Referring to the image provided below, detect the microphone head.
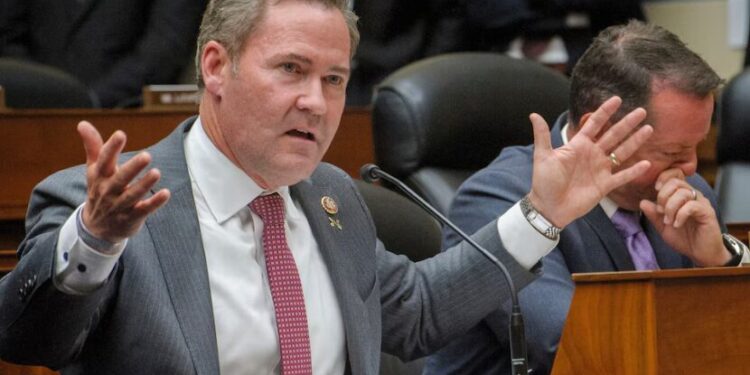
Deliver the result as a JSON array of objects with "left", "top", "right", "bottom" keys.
[{"left": 360, "top": 164, "right": 381, "bottom": 182}]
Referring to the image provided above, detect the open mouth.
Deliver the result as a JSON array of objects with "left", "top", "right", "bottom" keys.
[{"left": 287, "top": 129, "right": 315, "bottom": 141}]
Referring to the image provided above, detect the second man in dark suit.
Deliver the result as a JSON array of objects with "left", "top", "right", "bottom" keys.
[{"left": 425, "top": 20, "right": 749, "bottom": 375}]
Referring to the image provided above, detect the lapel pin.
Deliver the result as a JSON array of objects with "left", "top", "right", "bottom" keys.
[
  {"left": 321, "top": 196, "right": 338, "bottom": 215},
  {"left": 328, "top": 217, "right": 343, "bottom": 230},
  {"left": 321, "top": 196, "right": 342, "bottom": 230}
]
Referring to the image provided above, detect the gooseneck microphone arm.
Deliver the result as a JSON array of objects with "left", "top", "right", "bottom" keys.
[{"left": 360, "top": 164, "right": 528, "bottom": 375}]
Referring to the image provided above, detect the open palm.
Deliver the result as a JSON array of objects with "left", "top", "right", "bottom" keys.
[{"left": 528, "top": 97, "right": 653, "bottom": 228}]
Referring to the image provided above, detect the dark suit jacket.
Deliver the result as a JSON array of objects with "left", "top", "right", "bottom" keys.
[
  {"left": 0, "top": 0, "right": 205, "bottom": 107},
  {"left": 424, "top": 113, "right": 723, "bottom": 375},
  {"left": 0, "top": 118, "right": 538, "bottom": 374}
]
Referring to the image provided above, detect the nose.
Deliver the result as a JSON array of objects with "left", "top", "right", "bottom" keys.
[
  {"left": 297, "top": 78, "right": 327, "bottom": 116},
  {"left": 675, "top": 152, "right": 698, "bottom": 176}
]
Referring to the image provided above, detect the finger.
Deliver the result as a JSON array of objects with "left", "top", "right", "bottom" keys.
[
  {"left": 77, "top": 121, "right": 104, "bottom": 166},
  {"left": 662, "top": 187, "right": 696, "bottom": 226},
  {"left": 672, "top": 200, "right": 701, "bottom": 228},
  {"left": 596, "top": 108, "right": 647, "bottom": 152},
  {"left": 96, "top": 130, "right": 127, "bottom": 178},
  {"left": 605, "top": 159, "right": 651, "bottom": 192},
  {"left": 578, "top": 96, "right": 622, "bottom": 139},
  {"left": 109, "top": 152, "right": 153, "bottom": 193},
  {"left": 132, "top": 188, "right": 171, "bottom": 217},
  {"left": 608, "top": 124, "right": 653, "bottom": 166},
  {"left": 640, "top": 199, "right": 665, "bottom": 233},
  {"left": 530, "top": 113, "right": 553, "bottom": 155},
  {"left": 117, "top": 168, "right": 162, "bottom": 208},
  {"left": 655, "top": 168, "right": 686, "bottom": 191},
  {"left": 655, "top": 178, "right": 691, "bottom": 214}
]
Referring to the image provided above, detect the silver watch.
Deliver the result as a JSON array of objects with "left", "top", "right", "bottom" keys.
[
  {"left": 520, "top": 195, "right": 561, "bottom": 240},
  {"left": 722, "top": 233, "right": 748, "bottom": 267}
]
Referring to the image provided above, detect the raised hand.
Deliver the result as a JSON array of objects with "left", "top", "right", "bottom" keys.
[
  {"left": 640, "top": 170, "right": 728, "bottom": 266},
  {"left": 78, "top": 121, "right": 170, "bottom": 245},
  {"left": 527, "top": 97, "right": 653, "bottom": 228}
]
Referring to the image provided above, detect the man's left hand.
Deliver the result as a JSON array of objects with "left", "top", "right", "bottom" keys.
[{"left": 640, "top": 169, "right": 728, "bottom": 266}]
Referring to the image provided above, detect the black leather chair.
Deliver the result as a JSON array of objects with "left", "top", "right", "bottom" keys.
[
  {"left": 353, "top": 180, "right": 442, "bottom": 375},
  {"left": 716, "top": 69, "right": 750, "bottom": 222},
  {"left": 0, "top": 58, "right": 98, "bottom": 108},
  {"left": 354, "top": 179, "right": 441, "bottom": 262},
  {"left": 372, "top": 52, "right": 570, "bottom": 214}
]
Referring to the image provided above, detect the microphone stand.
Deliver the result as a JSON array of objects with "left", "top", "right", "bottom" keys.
[{"left": 360, "top": 164, "right": 529, "bottom": 375}]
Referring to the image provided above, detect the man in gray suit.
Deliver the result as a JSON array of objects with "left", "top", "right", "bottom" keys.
[
  {"left": 424, "top": 20, "right": 750, "bottom": 375},
  {"left": 0, "top": 1, "right": 654, "bottom": 374}
]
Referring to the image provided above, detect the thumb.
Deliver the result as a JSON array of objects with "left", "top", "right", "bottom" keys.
[
  {"left": 78, "top": 121, "right": 103, "bottom": 166},
  {"left": 530, "top": 113, "right": 552, "bottom": 156},
  {"left": 640, "top": 199, "right": 664, "bottom": 232}
]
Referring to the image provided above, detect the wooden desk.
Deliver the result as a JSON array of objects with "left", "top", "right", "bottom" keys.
[
  {"left": 727, "top": 222, "right": 750, "bottom": 244},
  {"left": 554, "top": 267, "right": 750, "bottom": 374}
]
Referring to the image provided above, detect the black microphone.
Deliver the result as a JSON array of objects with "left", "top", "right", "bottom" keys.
[{"left": 360, "top": 164, "right": 528, "bottom": 375}]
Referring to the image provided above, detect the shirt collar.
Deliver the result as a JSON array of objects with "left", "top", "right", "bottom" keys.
[{"left": 185, "top": 117, "right": 299, "bottom": 223}]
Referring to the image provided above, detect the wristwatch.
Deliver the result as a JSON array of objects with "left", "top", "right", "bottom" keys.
[
  {"left": 520, "top": 195, "right": 561, "bottom": 240},
  {"left": 722, "top": 233, "right": 748, "bottom": 267}
]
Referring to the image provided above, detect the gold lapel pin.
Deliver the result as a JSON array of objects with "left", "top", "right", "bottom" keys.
[
  {"left": 328, "top": 217, "right": 343, "bottom": 230},
  {"left": 321, "top": 196, "right": 342, "bottom": 230},
  {"left": 321, "top": 196, "right": 339, "bottom": 215}
]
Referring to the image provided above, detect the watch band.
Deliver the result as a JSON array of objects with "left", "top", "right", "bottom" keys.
[
  {"left": 722, "top": 233, "right": 747, "bottom": 267},
  {"left": 520, "top": 195, "right": 561, "bottom": 240}
]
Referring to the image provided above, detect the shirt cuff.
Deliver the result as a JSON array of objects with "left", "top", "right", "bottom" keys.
[
  {"left": 741, "top": 247, "right": 750, "bottom": 265},
  {"left": 55, "top": 205, "right": 126, "bottom": 295},
  {"left": 496, "top": 201, "right": 559, "bottom": 270}
]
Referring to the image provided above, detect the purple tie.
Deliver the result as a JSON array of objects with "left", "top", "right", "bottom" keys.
[
  {"left": 250, "top": 193, "right": 313, "bottom": 375},
  {"left": 610, "top": 209, "right": 660, "bottom": 271}
]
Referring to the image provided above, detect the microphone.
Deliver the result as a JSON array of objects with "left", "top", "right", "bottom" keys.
[{"left": 360, "top": 164, "right": 528, "bottom": 375}]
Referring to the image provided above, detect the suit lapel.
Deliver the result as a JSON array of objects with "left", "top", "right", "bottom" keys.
[
  {"left": 144, "top": 118, "right": 220, "bottom": 375},
  {"left": 581, "top": 206, "right": 637, "bottom": 271},
  {"left": 550, "top": 113, "right": 567, "bottom": 148},
  {"left": 291, "top": 177, "right": 371, "bottom": 375}
]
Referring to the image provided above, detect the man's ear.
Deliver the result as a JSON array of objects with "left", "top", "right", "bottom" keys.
[
  {"left": 578, "top": 112, "right": 592, "bottom": 130},
  {"left": 567, "top": 112, "right": 592, "bottom": 140},
  {"left": 201, "top": 41, "right": 231, "bottom": 97}
]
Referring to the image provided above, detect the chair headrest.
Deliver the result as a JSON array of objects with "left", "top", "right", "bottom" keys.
[
  {"left": 718, "top": 69, "right": 750, "bottom": 164},
  {"left": 371, "top": 52, "right": 569, "bottom": 178},
  {"left": 0, "top": 58, "right": 97, "bottom": 108}
]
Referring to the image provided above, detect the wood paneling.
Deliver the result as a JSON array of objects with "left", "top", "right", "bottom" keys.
[
  {"left": 0, "top": 363, "right": 56, "bottom": 375},
  {"left": 0, "top": 107, "right": 373, "bottom": 223}
]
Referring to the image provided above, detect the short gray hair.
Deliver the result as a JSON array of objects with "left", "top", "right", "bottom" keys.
[{"left": 195, "top": 0, "right": 359, "bottom": 87}]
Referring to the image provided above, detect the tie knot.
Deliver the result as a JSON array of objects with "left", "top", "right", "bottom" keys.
[
  {"left": 611, "top": 209, "right": 643, "bottom": 238},
  {"left": 250, "top": 193, "right": 285, "bottom": 226}
]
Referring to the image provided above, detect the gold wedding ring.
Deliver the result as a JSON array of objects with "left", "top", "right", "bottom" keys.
[{"left": 609, "top": 152, "right": 621, "bottom": 167}]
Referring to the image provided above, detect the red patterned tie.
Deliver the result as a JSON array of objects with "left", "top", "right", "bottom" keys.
[{"left": 250, "top": 193, "right": 313, "bottom": 374}]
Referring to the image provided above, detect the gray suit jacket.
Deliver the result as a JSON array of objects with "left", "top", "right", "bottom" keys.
[
  {"left": 0, "top": 118, "right": 537, "bottom": 374},
  {"left": 424, "top": 113, "right": 722, "bottom": 375}
]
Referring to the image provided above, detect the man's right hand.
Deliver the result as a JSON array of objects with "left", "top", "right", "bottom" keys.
[{"left": 78, "top": 121, "right": 170, "bottom": 244}]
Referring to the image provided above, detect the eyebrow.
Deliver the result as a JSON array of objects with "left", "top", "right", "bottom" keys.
[{"left": 283, "top": 53, "right": 350, "bottom": 76}]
